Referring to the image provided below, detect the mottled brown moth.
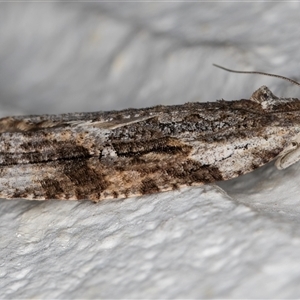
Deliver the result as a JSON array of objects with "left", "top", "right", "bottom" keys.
[{"left": 1, "top": 65, "right": 300, "bottom": 201}]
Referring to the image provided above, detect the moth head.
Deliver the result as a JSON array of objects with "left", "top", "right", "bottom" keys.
[
  {"left": 249, "top": 85, "right": 278, "bottom": 104},
  {"left": 213, "top": 63, "right": 300, "bottom": 111}
]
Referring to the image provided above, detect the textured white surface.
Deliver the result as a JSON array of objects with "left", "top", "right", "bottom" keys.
[{"left": 1, "top": 2, "right": 300, "bottom": 298}]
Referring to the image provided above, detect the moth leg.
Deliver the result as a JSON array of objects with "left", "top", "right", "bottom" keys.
[{"left": 275, "top": 138, "right": 300, "bottom": 170}]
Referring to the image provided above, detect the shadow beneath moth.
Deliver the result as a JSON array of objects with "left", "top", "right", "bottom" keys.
[{"left": 0, "top": 65, "right": 300, "bottom": 201}]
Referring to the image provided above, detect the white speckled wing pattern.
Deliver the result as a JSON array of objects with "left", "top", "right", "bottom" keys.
[{"left": 0, "top": 86, "right": 300, "bottom": 201}]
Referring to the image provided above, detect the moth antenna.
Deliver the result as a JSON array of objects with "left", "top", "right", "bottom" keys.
[{"left": 213, "top": 63, "right": 300, "bottom": 87}]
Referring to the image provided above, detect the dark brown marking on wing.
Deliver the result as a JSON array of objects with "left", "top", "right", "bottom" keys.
[
  {"left": 40, "top": 179, "right": 64, "bottom": 200},
  {"left": 172, "top": 183, "right": 180, "bottom": 190},
  {"left": 63, "top": 159, "right": 108, "bottom": 200},
  {"left": 165, "top": 160, "right": 224, "bottom": 184},
  {"left": 112, "top": 137, "right": 192, "bottom": 157},
  {"left": 113, "top": 191, "right": 119, "bottom": 198},
  {"left": 0, "top": 143, "right": 91, "bottom": 165},
  {"left": 140, "top": 179, "right": 160, "bottom": 195}
]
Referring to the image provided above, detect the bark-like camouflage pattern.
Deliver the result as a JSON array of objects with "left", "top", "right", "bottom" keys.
[{"left": 0, "top": 86, "right": 300, "bottom": 201}]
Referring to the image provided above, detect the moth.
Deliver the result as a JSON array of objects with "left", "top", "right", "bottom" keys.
[{"left": 1, "top": 65, "right": 300, "bottom": 201}]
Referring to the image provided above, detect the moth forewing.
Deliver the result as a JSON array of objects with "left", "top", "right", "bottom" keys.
[{"left": 0, "top": 86, "right": 300, "bottom": 201}]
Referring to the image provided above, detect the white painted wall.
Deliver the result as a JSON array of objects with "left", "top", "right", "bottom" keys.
[{"left": 1, "top": 2, "right": 300, "bottom": 298}]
